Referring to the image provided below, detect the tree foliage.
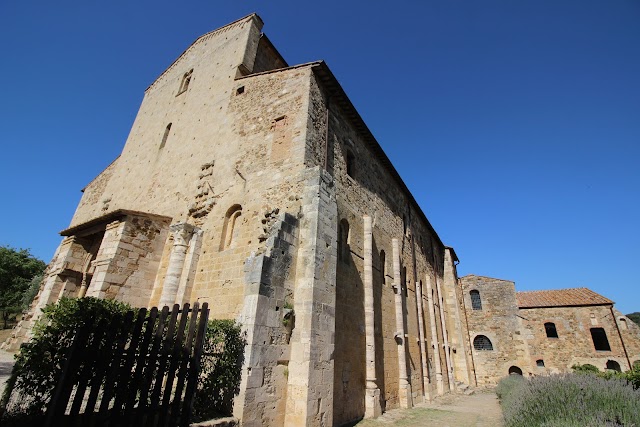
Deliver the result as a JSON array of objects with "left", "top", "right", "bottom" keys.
[
  {"left": 0, "top": 246, "right": 46, "bottom": 328},
  {"left": 627, "top": 312, "right": 640, "bottom": 326},
  {"left": 192, "top": 319, "right": 246, "bottom": 421}
]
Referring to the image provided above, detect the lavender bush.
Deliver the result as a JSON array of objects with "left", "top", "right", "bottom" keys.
[{"left": 498, "top": 373, "right": 640, "bottom": 427}]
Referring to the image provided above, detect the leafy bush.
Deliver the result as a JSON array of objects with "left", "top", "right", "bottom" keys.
[
  {"left": 571, "top": 363, "right": 600, "bottom": 374},
  {"left": 192, "top": 319, "right": 246, "bottom": 422},
  {"left": 2, "top": 298, "right": 246, "bottom": 425},
  {"left": 498, "top": 373, "right": 640, "bottom": 427},
  {"left": 572, "top": 363, "right": 640, "bottom": 389},
  {"left": 2, "top": 297, "right": 133, "bottom": 417}
]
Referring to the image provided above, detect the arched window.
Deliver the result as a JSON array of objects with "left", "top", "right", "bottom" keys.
[
  {"left": 473, "top": 335, "right": 493, "bottom": 351},
  {"left": 470, "top": 290, "right": 482, "bottom": 310},
  {"left": 178, "top": 69, "right": 193, "bottom": 95},
  {"left": 508, "top": 366, "right": 523, "bottom": 376},
  {"left": 338, "top": 219, "right": 350, "bottom": 263},
  {"left": 590, "top": 327, "right": 611, "bottom": 351},
  {"left": 536, "top": 359, "right": 545, "bottom": 367},
  {"left": 346, "top": 150, "right": 355, "bottom": 177},
  {"left": 219, "top": 205, "right": 242, "bottom": 250},
  {"left": 619, "top": 318, "right": 628, "bottom": 330},
  {"left": 606, "top": 360, "right": 621, "bottom": 372},
  {"left": 544, "top": 322, "right": 558, "bottom": 338},
  {"left": 160, "top": 123, "right": 172, "bottom": 149},
  {"left": 380, "top": 250, "right": 386, "bottom": 284}
]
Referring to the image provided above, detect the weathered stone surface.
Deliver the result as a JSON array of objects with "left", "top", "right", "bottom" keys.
[{"left": 7, "top": 13, "right": 639, "bottom": 427}]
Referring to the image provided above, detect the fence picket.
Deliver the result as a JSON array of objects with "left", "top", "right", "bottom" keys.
[
  {"left": 170, "top": 302, "right": 201, "bottom": 427},
  {"left": 42, "top": 303, "right": 209, "bottom": 427},
  {"left": 180, "top": 302, "right": 209, "bottom": 427}
]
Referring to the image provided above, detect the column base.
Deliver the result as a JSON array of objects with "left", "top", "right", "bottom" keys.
[
  {"left": 398, "top": 383, "right": 413, "bottom": 409},
  {"left": 364, "top": 388, "right": 382, "bottom": 418}
]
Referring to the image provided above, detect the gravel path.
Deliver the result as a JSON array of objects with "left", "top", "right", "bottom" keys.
[{"left": 354, "top": 391, "right": 504, "bottom": 427}]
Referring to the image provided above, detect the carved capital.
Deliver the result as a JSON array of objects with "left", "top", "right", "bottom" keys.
[{"left": 170, "top": 223, "right": 196, "bottom": 247}]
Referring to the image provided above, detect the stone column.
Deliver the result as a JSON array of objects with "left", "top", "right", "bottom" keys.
[
  {"left": 435, "top": 273, "right": 455, "bottom": 392},
  {"left": 392, "top": 238, "right": 412, "bottom": 409},
  {"left": 363, "top": 216, "right": 382, "bottom": 418},
  {"left": 425, "top": 273, "right": 444, "bottom": 395},
  {"left": 415, "top": 278, "right": 431, "bottom": 401},
  {"left": 159, "top": 223, "right": 195, "bottom": 308}
]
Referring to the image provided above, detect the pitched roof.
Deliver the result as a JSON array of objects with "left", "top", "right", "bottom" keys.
[{"left": 516, "top": 288, "right": 613, "bottom": 308}]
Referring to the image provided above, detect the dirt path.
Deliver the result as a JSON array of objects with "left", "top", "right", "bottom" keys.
[
  {"left": 354, "top": 391, "right": 504, "bottom": 427},
  {"left": 0, "top": 348, "right": 16, "bottom": 398}
]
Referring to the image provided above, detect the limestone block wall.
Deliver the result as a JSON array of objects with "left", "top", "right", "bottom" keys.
[
  {"left": 306, "top": 68, "right": 456, "bottom": 425},
  {"left": 442, "top": 249, "right": 474, "bottom": 386},
  {"left": 614, "top": 309, "right": 640, "bottom": 367},
  {"left": 68, "top": 14, "right": 284, "bottom": 229},
  {"left": 460, "top": 275, "right": 529, "bottom": 385},
  {"left": 85, "top": 214, "right": 170, "bottom": 308},
  {"left": 520, "top": 305, "right": 631, "bottom": 373}
]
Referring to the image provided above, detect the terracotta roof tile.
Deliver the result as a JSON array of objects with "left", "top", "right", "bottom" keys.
[{"left": 516, "top": 288, "right": 613, "bottom": 308}]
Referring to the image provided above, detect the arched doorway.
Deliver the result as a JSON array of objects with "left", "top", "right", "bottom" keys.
[{"left": 508, "top": 366, "right": 523, "bottom": 376}]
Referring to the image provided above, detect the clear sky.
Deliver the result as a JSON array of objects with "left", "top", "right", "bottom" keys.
[{"left": 1, "top": 1, "right": 638, "bottom": 313}]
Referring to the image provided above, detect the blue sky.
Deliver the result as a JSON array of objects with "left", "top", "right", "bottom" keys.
[{"left": 1, "top": 1, "right": 638, "bottom": 313}]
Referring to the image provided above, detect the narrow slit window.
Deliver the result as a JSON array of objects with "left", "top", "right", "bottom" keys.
[
  {"left": 544, "top": 322, "right": 558, "bottom": 338},
  {"left": 590, "top": 327, "right": 611, "bottom": 351},
  {"left": 380, "top": 250, "right": 386, "bottom": 284},
  {"left": 619, "top": 318, "right": 628, "bottom": 330},
  {"left": 338, "top": 219, "right": 350, "bottom": 264},
  {"left": 470, "top": 290, "right": 482, "bottom": 310},
  {"left": 160, "top": 123, "right": 172, "bottom": 149},
  {"left": 346, "top": 150, "right": 355, "bottom": 177},
  {"left": 177, "top": 69, "right": 193, "bottom": 95}
]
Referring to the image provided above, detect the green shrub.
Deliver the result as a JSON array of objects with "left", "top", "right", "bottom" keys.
[
  {"left": 2, "top": 298, "right": 246, "bottom": 425},
  {"left": 499, "top": 373, "right": 640, "bottom": 427},
  {"left": 192, "top": 319, "right": 246, "bottom": 422},
  {"left": 571, "top": 363, "right": 600, "bottom": 374},
  {"left": 1, "top": 297, "right": 133, "bottom": 422},
  {"left": 572, "top": 362, "right": 640, "bottom": 389}
]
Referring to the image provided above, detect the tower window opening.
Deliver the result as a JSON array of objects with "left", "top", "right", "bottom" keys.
[
  {"left": 346, "top": 150, "right": 355, "bottom": 177},
  {"left": 473, "top": 335, "right": 493, "bottom": 351},
  {"left": 160, "top": 123, "right": 172, "bottom": 149},
  {"left": 470, "top": 290, "right": 482, "bottom": 310},
  {"left": 177, "top": 69, "right": 193, "bottom": 95}
]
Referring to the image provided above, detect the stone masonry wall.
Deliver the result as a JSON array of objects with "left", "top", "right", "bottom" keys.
[
  {"left": 460, "top": 275, "right": 529, "bottom": 385},
  {"left": 520, "top": 305, "right": 631, "bottom": 373},
  {"left": 306, "top": 69, "right": 455, "bottom": 425}
]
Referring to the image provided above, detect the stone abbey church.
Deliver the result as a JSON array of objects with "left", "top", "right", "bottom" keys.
[{"left": 5, "top": 14, "right": 640, "bottom": 427}]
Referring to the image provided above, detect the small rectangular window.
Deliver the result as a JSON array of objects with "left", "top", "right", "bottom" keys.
[{"left": 590, "top": 327, "right": 611, "bottom": 351}]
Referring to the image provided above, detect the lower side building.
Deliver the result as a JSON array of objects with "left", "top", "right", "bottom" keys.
[{"left": 461, "top": 275, "right": 640, "bottom": 386}]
